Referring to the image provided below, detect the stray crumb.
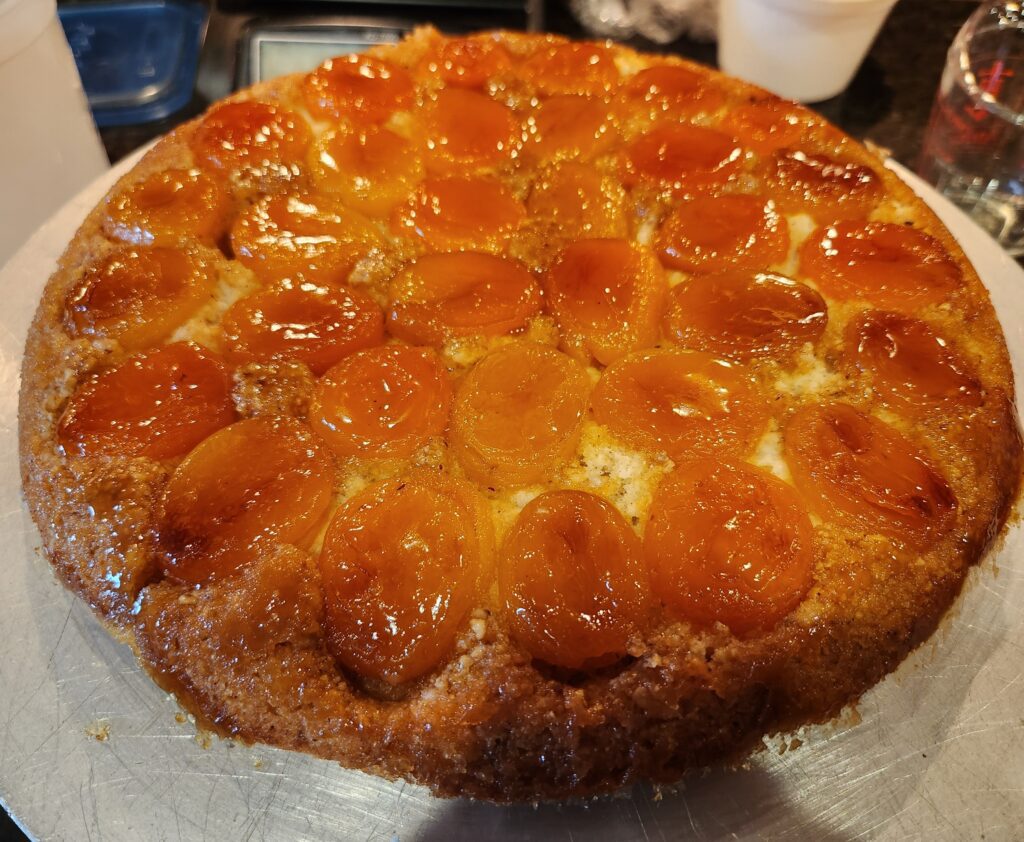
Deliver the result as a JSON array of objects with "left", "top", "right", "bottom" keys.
[
  {"left": 85, "top": 719, "right": 110, "bottom": 742},
  {"left": 789, "top": 737, "right": 803, "bottom": 751},
  {"left": 194, "top": 730, "right": 213, "bottom": 750},
  {"left": 253, "top": 757, "right": 264, "bottom": 769},
  {"left": 174, "top": 712, "right": 187, "bottom": 724},
  {"left": 651, "top": 786, "right": 663, "bottom": 802}
]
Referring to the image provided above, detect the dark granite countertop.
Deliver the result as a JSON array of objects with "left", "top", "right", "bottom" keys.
[{"left": 0, "top": 2, "right": 979, "bottom": 840}]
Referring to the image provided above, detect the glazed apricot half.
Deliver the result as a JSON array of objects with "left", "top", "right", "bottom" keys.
[
  {"left": 158, "top": 416, "right": 335, "bottom": 585},
  {"left": 762, "top": 147, "right": 883, "bottom": 220},
  {"left": 519, "top": 40, "right": 620, "bottom": 96},
  {"left": 645, "top": 458, "right": 815, "bottom": 635},
  {"left": 654, "top": 194, "right": 789, "bottom": 275},
  {"left": 799, "top": 221, "right": 961, "bottom": 310},
  {"left": 623, "top": 64, "right": 726, "bottom": 119},
  {"left": 451, "top": 344, "right": 591, "bottom": 487},
  {"left": 393, "top": 175, "right": 525, "bottom": 252},
  {"left": 231, "top": 192, "right": 382, "bottom": 285},
  {"left": 524, "top": 94, "right": 619, "bottom": 164},
  {"left": 844, "top": 311, "right": 982, "bottom": 411},
  {"left": 189, "top": 100, "right": 311, "bottom": 183},
  {"left": 424, "top": 88, "right": 520, "bottom": 173},
  {"left": 310, "top": 345, "right": 452, "bottom": 460},
  {"left": 591, "top": 348, "right": 768, "bottom": 460},
  {"left": 57, "top": 342, "right": 235, "bottom": 460},
  {"left": 64, "top": 246, "right": 215, "bottom": 352},
  {"left": 500, "top": 490, "right": 649, "bottom": 670},
  {"left": 220, "top": 281, "right": 384, "bottom": 376},
  {"left": 623, "top": 123, "right": 743, "bottom": 193},
  {"left": 526, "top": 162, "right": 628, "bottom": 240},
  {"left": 783, "top": 402, "right": 957, "bottom": 546},
  {"left": 718, "top": 98, "right": 816, "bottom": 155},
  {"left": 102, "top": 168, "right": 232, "bottom": 247},
  {"left": 543, "top": 239, "right": 668, "bottom": 366},
  {"left": 387, "top": 252, "right": 541, "bottom": 345},
  {"left": 415, "top": 34, "right": 511, "bottom": 89},
  {"left": 663, "top": 272, "right": 827, "bottom": 361},
  {"left": 309, "top": 125, "right": 424, "bottom": 217},
  {"left": 318, "top": 473, "right": 493, "bottom": 685},
  {"left": 302, "top": 54, "right": 414, "bottom": 123}
]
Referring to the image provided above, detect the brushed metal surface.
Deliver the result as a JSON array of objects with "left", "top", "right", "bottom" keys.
[{"left": 1, "top": 156, "right": 1023, "bottom": 842}]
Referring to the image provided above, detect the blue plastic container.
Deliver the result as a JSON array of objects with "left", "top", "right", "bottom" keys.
[{"left": 58, "top": 0, "right": 206, "bottom": 127}]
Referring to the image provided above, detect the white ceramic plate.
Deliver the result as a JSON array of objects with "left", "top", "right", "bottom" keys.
[{"left": 1, "top": 155, "right": 1022, "bottom": 842}]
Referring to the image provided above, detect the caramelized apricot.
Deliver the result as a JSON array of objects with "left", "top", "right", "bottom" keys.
[
  {"left": 664, "top": 272, "right": 827, "bottom": 361},
  {"left": 763, "top": 148, "right": 883, "bottom": 219},
  {"left": 309, "top": 126, "right": 423, "bottom": 217},
  {"left": 318, "top": 473, "right": 492, "bottom": 685},
  {"left": 645, "top": 458, "right": 815, "bottom": 635},
  {"left": 719, "top": 98, "right": 816, "bottom": 155},
  {"left": 388, "top": 252, "right": 541, "bottom": 345},
  {"left": 221, "top": 281, "right": 383, "bottom": 376},
  {"left": 102, "top": 168, "right": 232, "bottom": 247},
  {"left": 393, "top": 176, "right": 525, "bottom": 252},
  {"left": 527, "top": 162, "right": 628, "bottom": 240},
  {"left": 655, "top": 194, "right": 789, "bottom": 274},
  {"left": 159, "top": 417, "right": 334, "bottom": 584},
  {"left": 525, "top": 95, "right": 618, "bottom": 164},
  {"left": 64, "top": 246, "right": 214, "bottom": 351},
  {"left": 424, "top": 88, "right": 519, "bottom": 172},
  {"left": 544, "top": 239, "right": 667, "bottom": 365},
  {"left": 189, "top": 100, "right": 311, "bottom": 183},
  {"left": 624, "top": 65, "right": 726, "bottom": 119},
  {"left": 302, "top": 54, "right": 414, "bottom": 123},
  {"left": 451, "top": 344, "right": 590, "bottom": 487},
  {"left": 416, "top": 34, "right": 511, "bottom": 89},
  {"left": 592, "top": 348, "right": 768, "bottom": 459},
  {"left": 58, "top": 343, "right": 235, "bottom": 459},
  {"left": 500, "top": 490, "right": 648, "bottom": 669},
  {"left": 799, "top": 222, "right": 961, "bottom": 309},
  {"left": 623, "top": 123, "right": 742, "bottom": 193},
  {"left": 231, "top": 192, "right": 382, "bottom": 285},
  {"left": 783, "top": 402, "right": 957, "bottom": 545},
  {"left": 845, "top": 311, "right": 982, "bottom": 410},
  {"left": 520, "top": 41, "right": 620, "bottom": 96},
  {"left": 311, "top": 345, "right": 451, "bottom": 460}
]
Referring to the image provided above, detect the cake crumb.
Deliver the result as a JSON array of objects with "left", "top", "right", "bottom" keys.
[
  {"left": 194, "top": 730, "right": 213, "bottom": 750},
  {"left": 85, "top": 719, "right": 110, "bottom": 742}
]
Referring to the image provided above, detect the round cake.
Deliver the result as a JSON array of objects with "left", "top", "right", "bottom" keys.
[{"left": 18, "top": 27, "right": 1023, "bottom": 802}]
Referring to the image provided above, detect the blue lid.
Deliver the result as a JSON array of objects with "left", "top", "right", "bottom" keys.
[{"left": 59, "top": 0, "right": 207, "bottom": 127}]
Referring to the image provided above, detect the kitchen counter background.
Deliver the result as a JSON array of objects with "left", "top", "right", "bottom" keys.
[{"left": 0, "top": 1, "right": 978, "bottom": 840}]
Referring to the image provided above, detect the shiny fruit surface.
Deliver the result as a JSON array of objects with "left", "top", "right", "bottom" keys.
[
  {"left": 591, "top": 348, "right": 768, "bottom": 460},
  {"left": 451, "top": 344, "right": 590, "bottom": 487},
  {"left": 799, "top": 222, "right": 961, "bottom": 310},
  {"left": 159, "top": 417, "right": 334, "bottom": 584},
  {"left": 318, "top": 473, "right": 492, "bottom": 685},
  {"left": 58, "top": 343, "right": 235, "bottom": 459},
  {"left": 64, "top": 246, "right": 214, "bottom": 352},
  {"left": 500, "top": 489, "right": 649, "bottom": 669},
  {"left": 783, "top": 402, "right": 957, "bottom": 546},
  {"left": 663, "top": 272, "right": 827, "bottom": 361},
  {"left": 311, "top": 345, "right": 452, "bottom": 460},
  {"left": 302, "top": 55, "right": 414, "bottom": 122},
  {"left": 221, "top": 281, "right": 384, "bottom": 376},
  {"left": 645, "top": 458, "right": 815, "bottom": 635},
  {"left": 543, "top": 238, "right": 667, "bottom": 366},
  {"left": 387, "top": 252, "right": 541, "bottom": 345}
]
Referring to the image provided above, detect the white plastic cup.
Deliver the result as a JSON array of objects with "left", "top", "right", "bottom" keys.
[
  {"left": 0, "top": 0, "right": 109, "bottom": 268},
  {"left": 718, "top": 0, "right": 898, "bottom": 103}
]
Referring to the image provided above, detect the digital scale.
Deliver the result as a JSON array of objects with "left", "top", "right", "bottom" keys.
[{"left": 226, "top": 1, "right": 543, "bottom": 89}]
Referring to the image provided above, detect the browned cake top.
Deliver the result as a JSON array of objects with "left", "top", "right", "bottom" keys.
[{"left": 18, "top": 27, "right": 1022, "bottom": 802}]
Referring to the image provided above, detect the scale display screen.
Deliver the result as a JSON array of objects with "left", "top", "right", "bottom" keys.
[{"left": 240, "top": 24, "right": 410, "bottom": 86}]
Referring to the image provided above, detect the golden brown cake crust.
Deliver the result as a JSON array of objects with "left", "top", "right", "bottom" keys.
[{"left": 18, "top": 27, "right": 1024, "bottom": 802}]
